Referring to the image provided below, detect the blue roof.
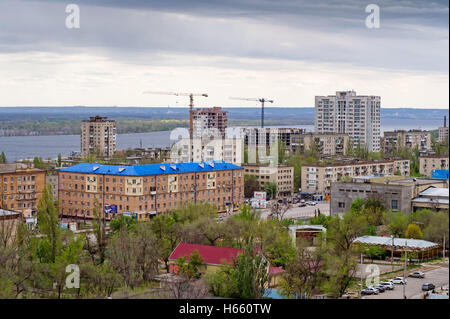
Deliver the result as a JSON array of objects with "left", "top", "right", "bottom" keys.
[{"left": 59, "top": 161, "right": 243, "bottom": 176}]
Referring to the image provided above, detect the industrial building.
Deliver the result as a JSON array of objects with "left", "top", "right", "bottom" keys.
[
  {"left": 58, "top": 161, "right": 244, "bottom": 221},
  {"left": 330, "top": 176, "right": 448, "bottom": 215}
]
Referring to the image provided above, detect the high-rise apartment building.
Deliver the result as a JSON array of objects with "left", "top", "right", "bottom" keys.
[
  {"left": 315, "top": 91, "right": 381, "bottom": 152},
  {"left": 438, "top": 116, "right": 449, "bottom": 143},
  {"left": 81, "top": 116, "right": 116, "bottom": 157},
  {"left": 193, "top": 107, "right": 228, "bottom": 138},
  {"left": 58, "top": 161, "right": 244, "bottom": 220}
]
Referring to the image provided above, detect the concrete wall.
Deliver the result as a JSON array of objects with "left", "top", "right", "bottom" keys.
[{"left": 330, "top": 182, "right": 413, "bottom": 215}]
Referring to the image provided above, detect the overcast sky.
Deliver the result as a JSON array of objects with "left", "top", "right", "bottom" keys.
[{"left": 0, "top": 0, "right": 448, "bottom": 108}]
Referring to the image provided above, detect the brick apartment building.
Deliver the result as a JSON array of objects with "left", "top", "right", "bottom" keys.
[
  {"left": 243, "top": 164, "right": 294, "bottom": 198},
  {"left": 58, "top": 161, "right": 244, "bottom": 221},
  {"left": 0, "top": 163, "right": 46, "bottom": 214},
  {"left": 301, "top": 158, "right": 410, "bottom": 195},
  {"left": 419, "top": 155, "right": 449, "bottom": 177}
]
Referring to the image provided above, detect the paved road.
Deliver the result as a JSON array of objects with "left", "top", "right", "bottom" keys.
[
  {"left": 259, "top": 202, "right": 330, "bottom": 220},
  {"left": 363, "top": 266, "right": 449, "bottom": 299}
]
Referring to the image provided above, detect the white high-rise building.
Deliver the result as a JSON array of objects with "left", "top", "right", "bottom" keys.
[{"left": 315, "top": 90, "right": 381, "bottom": 152}]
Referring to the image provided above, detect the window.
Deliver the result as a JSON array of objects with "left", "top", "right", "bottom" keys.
[{"left": 391, "top": 200, "right": 398, "bottom": 211}]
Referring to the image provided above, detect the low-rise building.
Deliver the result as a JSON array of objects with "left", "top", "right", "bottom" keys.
[
  {"left": 383, "top": 130, "right": 432, "bottom": 154},
  {"left": 301, "top": 158, "right": 410, "bottom": 195},
  {"left": 330, "top": 176, "right": 448, "bottom": 215},
  {"left": 243, "top": 164, "right": 294, "bottom": 198},
  {"left": 0, "top": 163, "right": 46, "bottom": 214},
  {"left": 0, "top": 208, "right": 22, "bottom": 245},
  {"left": 291, "top": 133, "right": 349, "bottom": 156},
  {"left": 411, "top": 187, "right": 449, "bottom": 212},
  {"left": 168, "top": 242, "right": 284, "bottom": 288},
  {"left": 58, "top": 161, "right": 244, "bottom": 220},
  {"left": 419, "top": 155, "right": 449, "bottom": 177}
]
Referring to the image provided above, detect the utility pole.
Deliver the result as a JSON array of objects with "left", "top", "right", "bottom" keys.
[
  {"left": 391, "top": 235, "right": 394, "bottom": 272},
  {"left": 359, "top": 252, "right": 363, "bottom": 299},
  {"left": 403, "top": 241, "right": 407, "bottom": 299},
  {"left": 444, "top": 232, "right": 446, "bottom": 266}
]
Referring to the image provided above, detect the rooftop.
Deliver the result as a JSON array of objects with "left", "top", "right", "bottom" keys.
[
  {"left": 303, "top": 157, "right": 409, "bottom": 168},
  {"left": 419, "top": 187, "right": 449, "bottom": 198},
  {"left": 0, "top": 209, "right": 21, "bottom": 218},
  {"left": 59, "top": 160, "right": 243, "bottom": 176},
  {"left": 169, "top": 242, "right": 242, "bottom": 266},
  {"left": 289, "top": 225, "right": 326, "bottom": 232},
  {"left": 0, "top": 163, "right": 43, "bottom": 174},
  {"left": 353, "top": 236, "right": 439, "bottom": 250}
]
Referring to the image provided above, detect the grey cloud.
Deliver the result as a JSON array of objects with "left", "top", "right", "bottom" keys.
[{"left": 0, "top": 0, "right": 447, "bottom": 72}]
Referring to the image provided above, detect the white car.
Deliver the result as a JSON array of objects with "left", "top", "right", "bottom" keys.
[
  {"left": 380, "top": 282, "right": 394, "bottom": 290},
  {"left": 392, "top": 277, "right": 407, "bottom": 285},
  {"left": 307, "top": 201, "right": 317, "bottom": 206}
]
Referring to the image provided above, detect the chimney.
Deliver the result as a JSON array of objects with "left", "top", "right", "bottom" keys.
[{"left": 445, "top": 116, "right": 447, "bottom": 128}]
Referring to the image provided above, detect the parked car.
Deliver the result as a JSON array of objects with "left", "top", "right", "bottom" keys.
[
  {"left": 373, "top": 285, "right": 386, "bottom": 293},
  {"left": 361, "top": 287, "right": 379, "bottom": 295},
  {"left": 306, "top": 201, "right": 317, "bottom": 206},
  {"left": 408, "top": 271, "right": 425, "bottom": 278},
  {"left": 380, "top": 282, "right": 394, "bottom": 290},
  {"left": 392, "top": 277, "right": 407, "bottom": 285},
  {"left": 422, "top": 283, "right": 435, "bottom": 291}
]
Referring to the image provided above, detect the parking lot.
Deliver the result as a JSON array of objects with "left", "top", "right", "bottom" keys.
[
  {"left": 259, "top": 201, "right": 330, "bottom": 220},
  {"left": 362, "top": 266, "right": 449, "bottom": 299}
]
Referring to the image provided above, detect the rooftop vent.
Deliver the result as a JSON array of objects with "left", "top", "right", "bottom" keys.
[
  {"left": 199, "top": 163, "right": 205, "bottom": 168},
  {"left": 170, "top": 164, "right": 177, "bottom": 170},
  {"left": 118, "top": 167, "right": 126, "bottom": 173},
  {"left": 160, "top": 165, "right": 166, "bottom": 171},
  {"left": 93, "top": 166, "right": 99, "bottom": 171},
  {"left": 208, "top": 161, "right": 214, "bottom": 168}
]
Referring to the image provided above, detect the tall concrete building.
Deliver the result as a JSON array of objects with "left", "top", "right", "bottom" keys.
[
  {"left": 438, "top": 116, "right": 449, "bottom": 143},
  {"left": 81, "top": 116, "right": 116, "bottom": 157},
  {"left": 315, "top": 90, "right": 381, "bottom": 152},
  {"left": 291, "top": 133, "right": 349, "bottom": 156},
  {"left": 193, "top": 107, "right": 228, "bottom": 138}
]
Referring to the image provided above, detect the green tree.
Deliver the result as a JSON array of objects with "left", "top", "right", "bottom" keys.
[
  {"left": 0, "top": 151, "right": 6, "bottom": 164},
  {"left": 278, "top": 139, "right": 286, "bottom": 164},
  {"left": 37, "top": 184, "right": 61, "bottom": 263},
  {"left": 109, "top": 214, "right": 137, "bottom": 235},
  {"left": 57, "top": 153, "right": 62, "bottom": 168},
  {"left": 150, "top": 213, "right": 181, "bottom": 272},
  {"left": 175, "top": 250, "right": 205, "bottom": 279},
  {"left": 385, "top": 210, "right": 409, "bottom": 237},
  {"left": 264, "top": 182, "right": 278, "bottom": 200},
  {"left": 244, "top": 175, "right": 260, "bottom": 198},
  {"left": 232, "top": 239, "right": 268, "bottom": 299},
  {"left": 405, "top": 223, "right": 423, "bottom": 239}
]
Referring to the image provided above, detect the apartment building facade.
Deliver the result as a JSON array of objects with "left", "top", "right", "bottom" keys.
[
  {"left": 301, "top": 158, "right": 410, "bottom": 195},
  {"left": 383, "top": 130, "right": 432, "bottom": 154},
  {"left": 0, "top": 163, "right": 46, "bottom": 213},
  {"left": 438, "top": 116, "right": 449, "bottom": 143},
  {"left": 315, "top": 90, "right": 381, "bottom": 152},
  {"left": 193, "top": 107, "right": 228, "bottom": 138},
  {"left": 292, "top": 133, "right": 349, "bottom": 156},
  {"left": 58, "top": 161, "right": 244, "bottom": 220},
  {"left": 81, "top": 116, "right": 116, "bottom": 157},
  {"left": 243, "top": 127, "right": 307, "bottom": 150},
  {"left": 171, "top": 137, "right": 242, "bottom": 165},
  {"left": 419, "top": 155, "right": 449, "bottom": 177},
  {"left": 46, "top": 174, "right": 59, "bottom": 200},
  {"left": 243, "top": 164, "right": 294, "bottom": 198}
]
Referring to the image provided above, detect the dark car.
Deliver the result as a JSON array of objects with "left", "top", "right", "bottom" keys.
[{"left": 422, "top": 283, "right": 435, "bottom": 291}]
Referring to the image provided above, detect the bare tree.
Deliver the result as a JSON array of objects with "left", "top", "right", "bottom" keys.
[{"left": 269, "top": 202, "right": 292, "bottom": 221}]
